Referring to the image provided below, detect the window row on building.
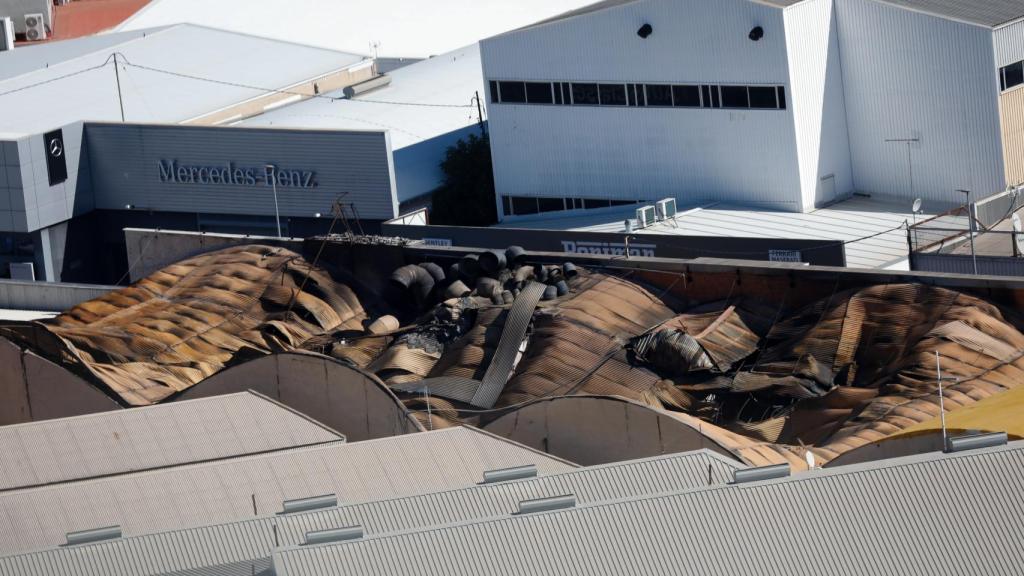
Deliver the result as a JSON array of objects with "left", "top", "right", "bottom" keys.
[
  {"left": 501, "top": 195, "right": 640, "bottom": 217},
  {"left": 1000, "top": 60, "right": 1024, "bottom": 92},
  {"left": 489, "top": 80, "right": 787, "bottom": 110}
]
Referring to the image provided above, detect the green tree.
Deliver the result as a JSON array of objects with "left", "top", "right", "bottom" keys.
[{"left": 430, "top": 132, "right": 497, "bottom": 226}]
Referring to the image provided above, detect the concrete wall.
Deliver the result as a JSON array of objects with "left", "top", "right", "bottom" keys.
[
  {"left": 124, "top": 228, "right": 305, "bottom": 283},
  {"left": 835, "top": 0, "right": 1005, "bottom": 203},
  {"left": 784, "top": 0, "right": 854, "bottom": 208},
  {"left": 0, "top": 278, "right": 113, "bottom": 311},
  {"left": 481, "top": 0, "right": 802, "bottom": 213}
]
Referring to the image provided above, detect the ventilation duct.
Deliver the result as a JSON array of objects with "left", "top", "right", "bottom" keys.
[
  {"left": 342, "top": 75, "right": 392, "bottom": 98},
  {"left": 945, "top": 432, "right": 1008, "bottom": 453},
  {"left": 280, "top": 494, "right": 338, "bottom": 514},
  {"left": 516, "top": 494, "right": 576, "bottom": 515},
  {"left": 482, "top": 464, "right": 538, "bottom": 484},
  {"left": 65, "top": 526, "right": 122, "bottom": 546},
  {"left": 303, "top": 525, "right": 364, "bottom": 546},
  {"left": 732, "top": 464, "right": 790, "bottom": 484}
]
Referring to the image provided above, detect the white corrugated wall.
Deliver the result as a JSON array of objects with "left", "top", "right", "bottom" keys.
[
  {"left": 835, "top": 0, "right": 1005, "bottom": 205},
  {"left": 784, "top": 0, "right": 854, "bottom": 210},
  {"left": 481, "top": 0, "right": 803, "bottom": 215},
  {"left": 994, "top": 18, "right": 1024, "bottom": 68}
]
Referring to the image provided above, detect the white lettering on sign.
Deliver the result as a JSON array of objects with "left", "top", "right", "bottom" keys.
[
  {"left": 561, "top": 240, "right": 656, "bottom": 257},
  {"left": 769, "top": 249, "right": 803, "bottom": 263},
  {"left": 421, "top": 238, "right": 453, "bottom": 247},
  {"left": 158, "top": 160, "right": 318, "bottom": 188}
]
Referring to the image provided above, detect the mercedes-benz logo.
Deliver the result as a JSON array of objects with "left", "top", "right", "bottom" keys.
[{"left": 49, "top": 138, "right": 63, "bottom": 158}]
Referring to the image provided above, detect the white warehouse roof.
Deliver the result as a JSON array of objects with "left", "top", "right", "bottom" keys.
[
  {"left": 0, "top": 24, "right": 368, "bottom": 136},
  {"left": 114, "top": 0, "right": 606, "bottom": 58},
  {"left": 239, "top": 43, "right": 483, "bottom": 202}
]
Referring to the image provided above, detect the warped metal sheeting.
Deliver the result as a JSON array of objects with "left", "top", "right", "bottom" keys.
[{"left": 0, "top": 245, "right": 369, "bottom": 406}]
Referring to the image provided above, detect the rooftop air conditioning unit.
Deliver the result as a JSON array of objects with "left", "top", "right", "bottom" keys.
[
  {"left": 655, "top": 198, "right": 677, "bottom": 221},
  {"left": 24, "top": 13, "right": 46, "bottom": 41},
  {"left": 636, "top": 205, "right": 656, "bottom": 229},
  {"left": 0, "top": 17, "right": 14, "bottom": 51}
]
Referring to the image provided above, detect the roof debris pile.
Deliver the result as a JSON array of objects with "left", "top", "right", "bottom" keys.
[{"left": 3, "top": 243, "right": 1024, "bottom": 469}]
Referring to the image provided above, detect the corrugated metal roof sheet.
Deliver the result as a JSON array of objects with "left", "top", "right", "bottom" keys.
[
  {"left": 0, "top": 426, "right": 573, "bottom": 555},
  {"left": 873, "top": 0, "right": 1023, "bottom": 27},
  {"left": 273, "top": 440, "right": 1024, "bottom": 576},
  {"left": 0, "top": 391, "right": 343, "bottom": 492},
  {"left": 0, "top": 450, "right": 739, "bottom": 576}
]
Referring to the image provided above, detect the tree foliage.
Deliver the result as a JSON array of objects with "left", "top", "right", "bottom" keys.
[{"left": 430, "top": 132, "right": 497, "bottom": 226}]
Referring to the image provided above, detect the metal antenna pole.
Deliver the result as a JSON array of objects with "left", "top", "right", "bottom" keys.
[
  {"left": 936, "top": 351, "right": 950, "bottom": 451},
  {"left": 112, "top": 53, "right": 125, "bottom": 122},
  {"left": 474, "top": 90, "right": 486, "bottom": 136}
]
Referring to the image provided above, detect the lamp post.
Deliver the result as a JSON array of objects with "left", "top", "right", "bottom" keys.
[
  {"left": 266, "top": 164, "right": 282, "bottom": 238},
  {"left": 957, "top": 189, "right": 978, "bottom": 275}
]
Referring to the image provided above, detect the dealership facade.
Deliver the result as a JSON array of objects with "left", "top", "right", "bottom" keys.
[{"left": 0, "top": 123, "right": 398, "bottom": 283}]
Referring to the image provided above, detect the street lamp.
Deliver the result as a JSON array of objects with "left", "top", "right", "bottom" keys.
[
  {"left": 265, "top": 164, "right": 282, "bottom": 238},
  {"left": 956, "top": 189, "right": 978, "bottom": 275}
]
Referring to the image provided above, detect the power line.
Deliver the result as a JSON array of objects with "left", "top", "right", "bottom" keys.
[{"left": 0, "top": 60, "right": 110, "bottom": 98}]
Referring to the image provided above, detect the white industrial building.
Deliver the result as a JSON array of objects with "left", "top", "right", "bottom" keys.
[{"left": 481, "top": 0, "right": 1024, "bottom": 220}]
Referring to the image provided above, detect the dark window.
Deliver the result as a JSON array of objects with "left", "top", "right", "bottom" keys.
[
  {"left": 525, "top": 82, "right": 553, "bottom": 104},
  {"left": 554, "top": 83, "right": 563, "bottom": 105},
  {"left": 672, "top": 85, "right": 701, "bottom": 107},
  {"left": 701, "top": 85, "right": 717, "bottom": 108},
  {"left": 511, "top": 196, "right": 539, "bottom": 215},
  {"left": 609, "top": 199, "right": 637, "bottom": 206},
  {"left": 721, "top": 85, "right": 749, "bottom": 108},
  {"left": 537, "top": 197, "right": 565, "bottom": 212},
  {"left": 777, "top": 86, "right": 786, "bottom": 110},
  {"left": 561, "top": 83, "right": 571, "bottom": 104},
  {"left": 583, "top": 198, "right": 612, "bottom": 209},
  {"left": 634, "top": 84, "right": 645, "bottom": 106},
  {"left": 627, "top": 84, "right": 636, "bottom": 106},
  {"left": 502, "top": 195, "right": 512, "bottom": 215},
  {"left": 571, "top": 83, "right": 599, "bottom": 105},
  {"left": 645, "top": 84, "right": 673, "bottom": 106},
  {"left": 710, "top": 86, "right": 721, "bottom": 108},
  {"left": 599, "top": 84, "right": 627, "bottom": 106},
  {"left": 748, "top": 86, "right": 777, "bottom": 109},
  {"left": 489, "top": 81, "right": 499, "bottom": 103},
  {"left": 499, "top": 81, "right": 526, "bottom": 103},
  {"left": 1004, "top": 61, "right": 1024, "bottom": 91}
]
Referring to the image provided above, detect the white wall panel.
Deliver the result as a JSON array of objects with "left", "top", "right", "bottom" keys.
[
  {"left": 994, "top": 19, "right": 1024, "bottom": 68},
  {"left": 785, "top": 0, "right": 853, "bottom": 209},
  {"left": 482, "top": 0, "right": 802, "bottom": 213},
  {"left": 836, "top": 0, "right": 1005, "bottom": 204}
]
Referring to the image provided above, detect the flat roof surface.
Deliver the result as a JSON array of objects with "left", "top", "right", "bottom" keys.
[
  {"left": 499, "top": 194, "right": 942, "bottom": 269},
  {"left": 0, "top": 426, "right": 574, "bottom": 555},
  {"left": 115, "top": 0, "right": 602, "bottom": 57},
  {"left": 0, "top": 24, "right": 366, "bottom": 136},
  {"left": 873, "top": 0, "right": 1024, "bottom": 27},
  {"left": 0, "top": 391, "right": 343, "bottom": 492},
  {"left": 0, "top": 450, "right": 741, "bottom": 576},
  {"left": 272, "top": 440, "right": 1024, "bottom": 576},
  {"left": 240, "top": 44, "right": 481, "bottom": 151}
]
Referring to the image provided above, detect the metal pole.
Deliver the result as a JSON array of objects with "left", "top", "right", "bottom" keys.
[
  {"left": 112, "top": 53, "right": 125, "bottom": 122},
  {"left": 958, "top": 189, "right": 978, "bottom": 274},
  {"left": 935, "top": 351, "right": 948, "bottom": 450},
  {"left": 906, "top": 142, "right": 914, "bottom": 202},
  {"left": 267, "top": 165, "right": 282, "bottom": 237}
]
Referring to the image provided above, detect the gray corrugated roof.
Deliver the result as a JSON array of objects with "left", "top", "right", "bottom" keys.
[
  {"left": 0, "top": 391, "right": 344, "bottom": 492},
  {"left": 0, "top": 23, "right": 367, "bottom": 136},
  {"left": 273, "top": 440, "right": 1024, "bottom": 576},
  {"left": 0, "top": 426, "right": 572, "bottom": 555},
  {"left": 0, "top": 450, "right": 739, "bottom": 576},
  {"left": 872, "top": 0, "right": 1023, "bottom": 27}
]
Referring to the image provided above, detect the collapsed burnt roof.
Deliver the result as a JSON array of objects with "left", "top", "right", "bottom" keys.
[{"left": 2, "top": 240, "right": 1023, "bottom": 469}]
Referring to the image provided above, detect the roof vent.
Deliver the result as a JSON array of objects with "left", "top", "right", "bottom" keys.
[
  {"left": 280, "top": 494, "right": 338, "bottom": 515},
  {"left": 732, "top": 464, "right": 790, "bottom": 484},
  {"left": 482, "top": 464, "right": 537, "bottom": 484},
  {"left": 65, "top": 525, "right": 122, "bottom": 546},
  {"left": 516, "top": 494, "right": 576, "bottom": 515},
  {"left": 945, "top": 431, "right": 1008, "bottom": 453},
  {"left": 303, "top": 525, "right": 364, "bottom": 546}
]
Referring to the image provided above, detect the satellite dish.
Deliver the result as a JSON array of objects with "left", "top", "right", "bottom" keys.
[
  {"left": 1013, "top": 214, "right": 1022, "bottom": 233},
  {"left": 805, "top": 450, "right": 815, "bottom": 470},
  {"left": 912, "top": 198, "right": 922, "bottom": 213}
]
